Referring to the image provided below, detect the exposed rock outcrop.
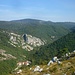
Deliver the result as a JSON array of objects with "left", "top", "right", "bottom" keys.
[
  {"left": 23, "top": 34, "right": 45, "bottom": 46},
  {"left": 9, "top": 33, "right": 45, "bottom": 51},
  {"left": 0, "top": 49, "right": 16, "bottom": 61}
]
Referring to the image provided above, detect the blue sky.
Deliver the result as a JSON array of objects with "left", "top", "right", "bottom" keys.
[{"left": 0, "top": 0, "right": 75, "bottom": 22}]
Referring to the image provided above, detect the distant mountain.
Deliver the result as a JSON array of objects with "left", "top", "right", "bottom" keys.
[
  {"left": 11, "top": 19, "right": 44, "bottom": 23},
  {"left": 0, "top": 19, "right": 74, "bottom": 44}
]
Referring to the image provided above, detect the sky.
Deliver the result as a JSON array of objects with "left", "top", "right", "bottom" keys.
[{"left": 0, "top": 0, "right": 75, "bottom": 22}]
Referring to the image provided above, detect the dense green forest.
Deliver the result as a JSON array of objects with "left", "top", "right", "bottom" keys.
[
  {"left": 0, "top": 59, "right": 16, "bottom": 75},
  {"left": 28, "top": 31, "right": 75, "bottom": 64}
]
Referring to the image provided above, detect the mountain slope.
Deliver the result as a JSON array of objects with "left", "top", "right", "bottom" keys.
[
  {"left": 0, "top": 29, "right": 30, "bottom": 75},
  {"left": 28, "top": 31, "right": 75, "bottom": 64},
  {"left": 0, "top": 29, "right": 45, "bottom": 75},
  {"left": 10, "top": 52, "right": 75, "bottom": 75}
]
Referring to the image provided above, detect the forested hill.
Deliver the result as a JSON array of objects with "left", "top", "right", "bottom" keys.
[
  {"left": 0, "top": 19, "right": 75, "bottom": 43},
  {"left": 28, "top": 30, "right": 75, "bottom": 64}
]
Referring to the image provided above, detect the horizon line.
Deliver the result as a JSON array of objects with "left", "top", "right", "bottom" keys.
[{"left": 0, "top": 18, "right": 75, "bottom": 23}]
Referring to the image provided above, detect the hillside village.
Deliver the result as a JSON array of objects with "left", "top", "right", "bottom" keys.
[{"left": 10, "top": 50, "right": 75, "bottom": 75}]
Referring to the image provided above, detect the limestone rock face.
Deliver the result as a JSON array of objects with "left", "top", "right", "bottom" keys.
[
  {"left": 9, "top": 33, "right": 45, "bottom": 51},
  {"left": 23, "top": 34, "right": 45, "bottom": 47}
]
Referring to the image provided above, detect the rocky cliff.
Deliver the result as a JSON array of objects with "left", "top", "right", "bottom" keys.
[{"left": 9, "top": 32, "right": 45, "bottom": 51}]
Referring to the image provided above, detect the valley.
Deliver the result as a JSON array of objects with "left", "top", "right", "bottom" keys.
[{"left": 0, "top": 19, "right": 75, "bottom": 75}]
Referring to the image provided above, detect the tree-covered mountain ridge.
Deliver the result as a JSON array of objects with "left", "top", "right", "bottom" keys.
[{"left": 0, "top": 19, "right": 75, "bottom": 44}]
